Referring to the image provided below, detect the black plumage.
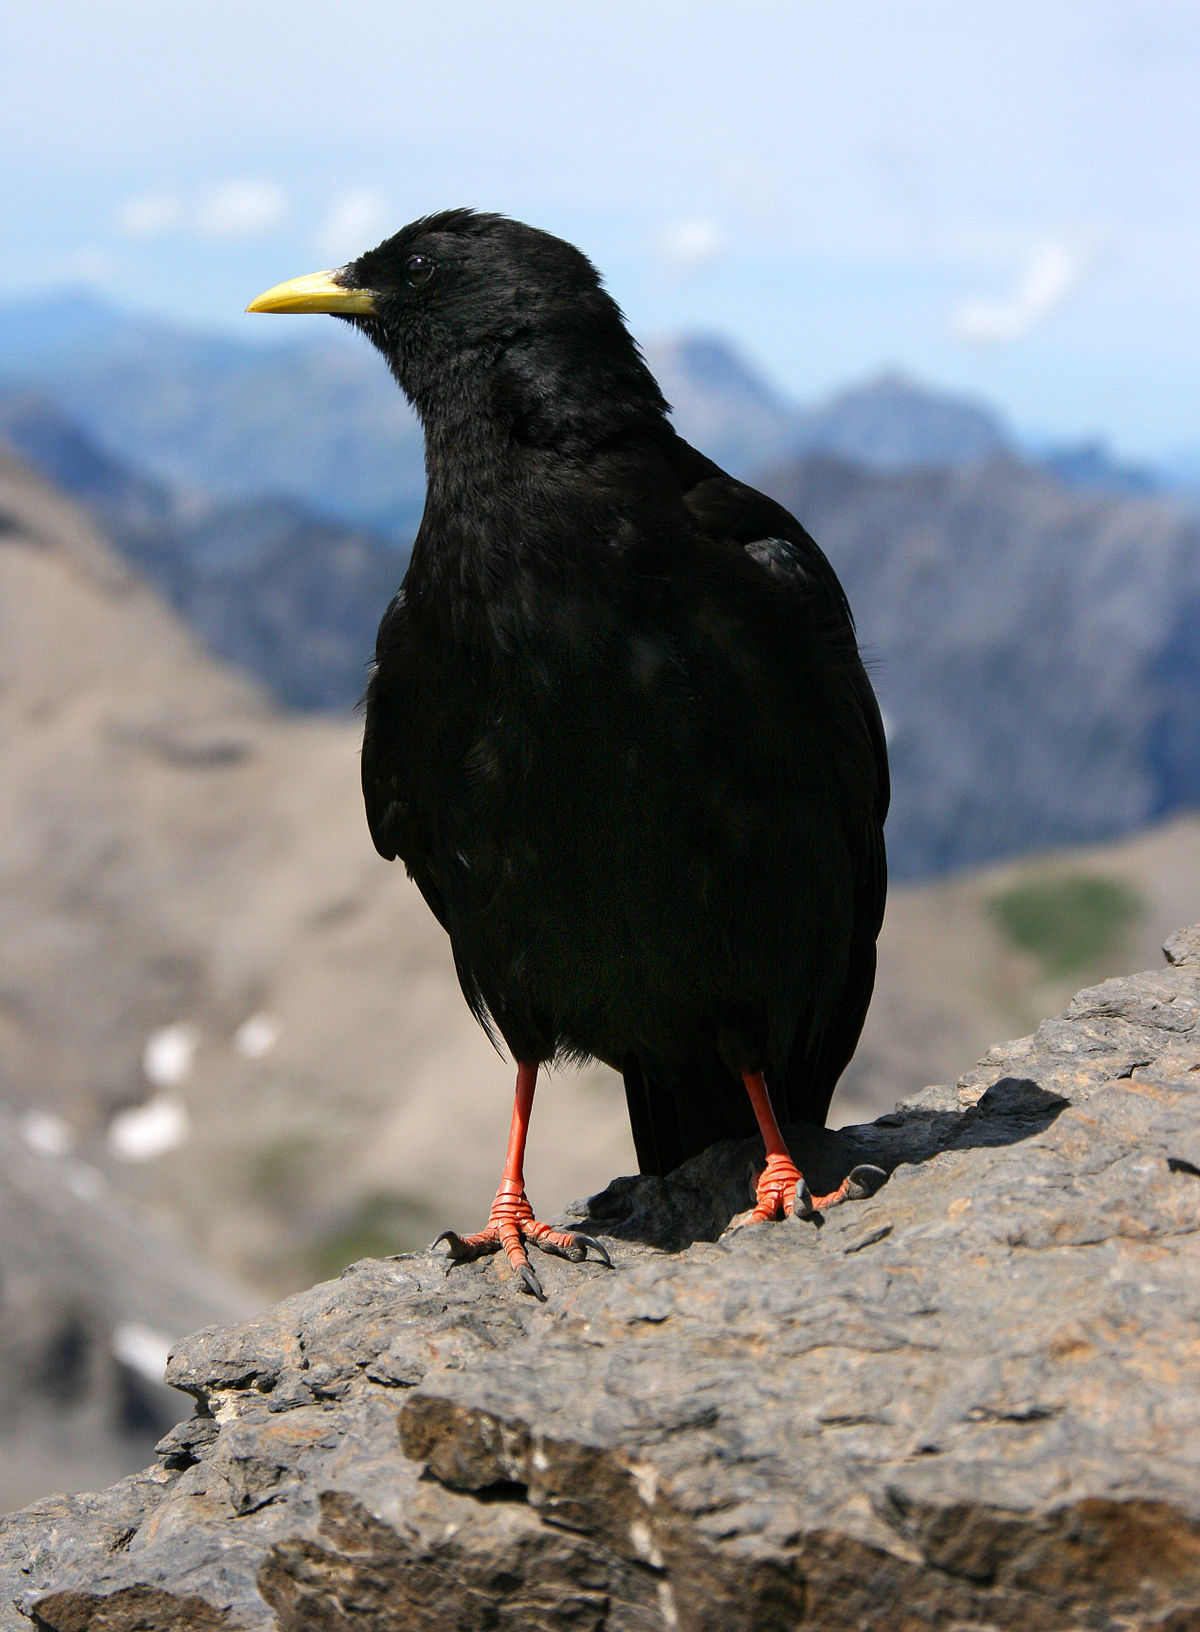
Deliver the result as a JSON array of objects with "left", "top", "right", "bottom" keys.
[{"left": 250, "top": 210, "right": 888, "bottom": 1281}]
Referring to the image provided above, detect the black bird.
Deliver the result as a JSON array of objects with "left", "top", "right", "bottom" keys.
[{"left": 248, "top": 212, "right": 888, "bottom": 1298}]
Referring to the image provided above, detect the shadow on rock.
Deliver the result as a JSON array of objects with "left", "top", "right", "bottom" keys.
[{"left": 574, "top": 1076, "right": 1068, "bottom": 1252}]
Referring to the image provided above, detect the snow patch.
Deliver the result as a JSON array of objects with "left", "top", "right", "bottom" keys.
[
  {"left": 112, "top": 1322, "right": 172, "bottom": 1385},
  {"left": 143, "top": 1023, "right": 199, "bottom": 1088},
  {"left": 234, "top": 1012, "right": 281, "bottom": 1060},
  {"left": 108, "top": 1095, "right": 190, "bottom": 1162}
]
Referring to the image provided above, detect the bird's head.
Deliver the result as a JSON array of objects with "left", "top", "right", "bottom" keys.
[{"left": 248, "top": 210, "right": 668, "bottom": 452}]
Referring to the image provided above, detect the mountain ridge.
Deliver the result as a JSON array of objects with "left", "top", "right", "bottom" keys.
[{"left": 2, "top": 289, "right": 1187, "bottom": 527}]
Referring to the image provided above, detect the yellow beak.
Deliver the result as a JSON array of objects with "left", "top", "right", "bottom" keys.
[{"left": 245, "top": 269, "right": 376, "bottom": 315}]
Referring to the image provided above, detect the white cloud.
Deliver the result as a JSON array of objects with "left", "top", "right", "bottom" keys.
[
  {"left": 198, "top": 179, "right": 286, "bottom": 239},
  {"left": 111, "top": 182, "right": 285, "bottom": 244},
  {"left": 951, "top": 234, "right": 1099, "bottom": 344},
  {"left": 653, "top": 217, "right": 725, "bottom": 271},
  {"left": 316, "top": 188, "right": 389, "bottom": 263},
  {"left": 115, "top": 191, "right": 183, "bottom": 240}
]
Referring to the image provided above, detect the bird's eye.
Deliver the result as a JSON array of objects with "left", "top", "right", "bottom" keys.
[{"left": 405, "top": 253, "right": 434, "bottom": 288}]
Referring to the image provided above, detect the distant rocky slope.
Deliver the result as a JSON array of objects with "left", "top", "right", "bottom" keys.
[
  {"left": 792, "top": 368, "right": 1008, "bottom": 470},
  {"left": 4, "top": 929, "right": 1200, "bottom": 1631},
  {"left": 0, "top": 295, "right": 427, "bottom": 537},
  {"left": 760, "top": 452, "right": 1200, "bottom": 875},
  {"left": 0, "top": 390, "right": 406, "bottom": 712}
]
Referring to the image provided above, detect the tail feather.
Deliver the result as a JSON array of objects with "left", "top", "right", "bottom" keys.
[
  {"left": 621, "top": 1055, "right": 758, "bottom": 1177},
  {"left": 620, "top": 938, "right": 878, "bottom": 1177}
]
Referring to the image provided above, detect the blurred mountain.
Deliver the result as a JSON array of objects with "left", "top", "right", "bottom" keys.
[
  {"left": 759, "top": 453, "right": 1200, "bottom": 876},
  {"left": 0, "top": 289, "right": 137, "bottom": 370},
  {"left": 644, "top": 335, "right": 803, "bottom": 474},
  {"left": 645, "top": 343, "right": 1014, "bottom": 476},
  {"left": 793, "top": 370, "right": 1009, "bottom": 470},
  {"left": 0, "top": 389, "right": 406, "bottom": 711},
  {"left": 0, "top": 384, "right": 176, "bottom": 526},
  {"left": 3, "top": 292, "right": 1191, "bottom": 536},
  {"left": 0, "top": 291, "right": 427, "bottom": 537},
  {"left": 645, "top": 338, "right": 1191, "bottom": 496},
  {"left": 1038, "top": 439, "right": 1168, "bottom": 497}
]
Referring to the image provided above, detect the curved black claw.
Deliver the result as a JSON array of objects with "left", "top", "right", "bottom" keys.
[
  {"left": 844, "top": 1164, "right": 888, "bottom": 1201},
  {"left": 570, "top": 1232, "right": 613, "bottom": 1269},
  {"left": 535, "top": 1234, "right": 587, "bottom": 1263},
  {"left": 518, "top": 1261, "right": 547, "bottom": 1301}
]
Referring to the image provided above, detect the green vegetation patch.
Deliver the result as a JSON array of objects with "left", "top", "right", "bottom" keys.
[
  {"left": 989, "top": 871, "right": 1143, "bottom": 977},
  {"left": 249, "top": 1135, "right": 320, "bottom": 1205},
  {"left": 307, "top": 1191, "right": 439, "bottom": 1283}
]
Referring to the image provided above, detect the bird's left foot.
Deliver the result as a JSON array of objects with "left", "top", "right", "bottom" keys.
[
  {"left": 729, "top": 1153, "right": 887, "bottom": 1230},
  {"left": 433, "top": 1179, "right": 612, "bottom": 1301}
]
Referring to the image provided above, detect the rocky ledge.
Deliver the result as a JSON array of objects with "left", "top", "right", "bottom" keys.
[{"left": 5, "top": 932, "right": 1200, "bottom": 1631}]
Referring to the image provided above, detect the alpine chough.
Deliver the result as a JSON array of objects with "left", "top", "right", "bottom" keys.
[{"left": 248, "top": 211, "right": 889, "bottom": 1298}]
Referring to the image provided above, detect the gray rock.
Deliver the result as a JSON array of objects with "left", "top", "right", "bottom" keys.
[{"left": 5, "top": 933, "right": 1200, "bottom": 1630}]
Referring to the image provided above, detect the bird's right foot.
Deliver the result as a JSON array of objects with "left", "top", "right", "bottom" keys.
[
  {"left": 727, "top": 1153, "right": 887, "bottom": 1231},
  {"left": 433, "top": 1178, "right": 611, "bottom": 1301}
]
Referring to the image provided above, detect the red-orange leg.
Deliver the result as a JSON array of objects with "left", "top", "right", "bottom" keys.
[
  {"left": 741, "top": 1070, "right": 884, "bottom": 1221},
  {"left": 434, "top": 1061, "right": 612, "bottom": 1300}
]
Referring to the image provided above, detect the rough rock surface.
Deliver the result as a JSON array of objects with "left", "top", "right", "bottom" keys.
[{"left": 4, "top": 933, "right": 1200, "bottom": 1630}]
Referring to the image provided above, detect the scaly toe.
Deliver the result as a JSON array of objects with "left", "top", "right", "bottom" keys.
[
  {"left": 808, "top": 1163, "right": 890, "bottom": 1212},
  {"left": 724, "top": 1155, "right": 889, "bottom": 1236},
  {"left": 526, "top": 1222, "right": 588, "bottom": 1262},
  {"left": 432, "top": 1228, "right": 502, "bottom": 1262}
]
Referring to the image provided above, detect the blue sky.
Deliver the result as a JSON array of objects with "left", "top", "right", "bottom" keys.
[{"left": 2, "top": 1, "right": 1198, "bottom": 458}]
